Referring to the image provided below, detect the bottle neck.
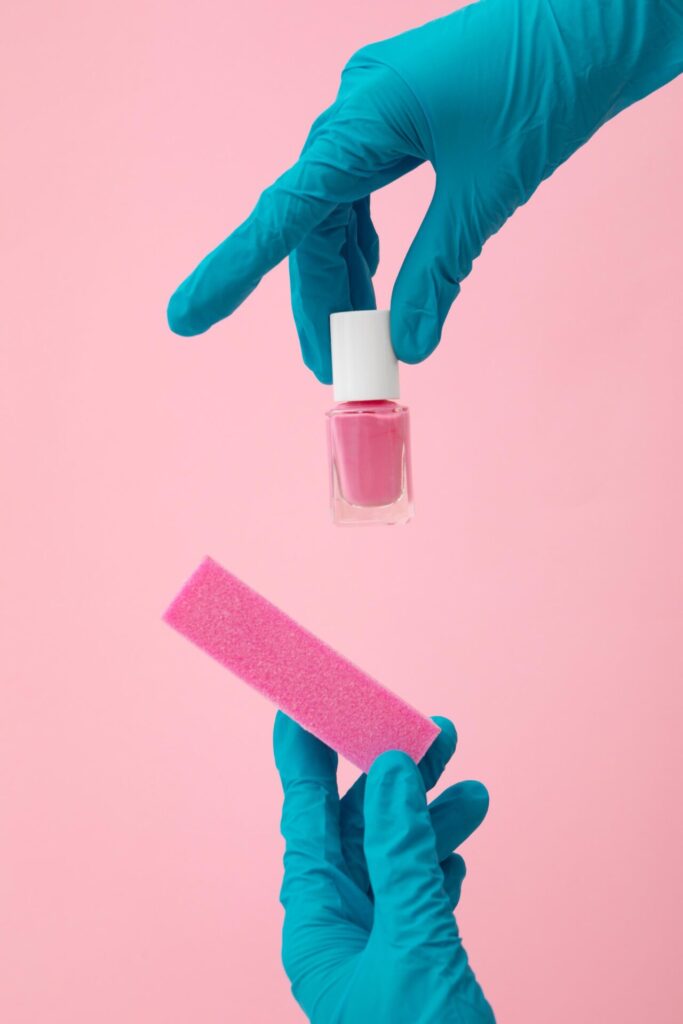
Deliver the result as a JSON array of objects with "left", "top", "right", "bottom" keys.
[{"left": 337, "top": 399, "right": 398, "bottom": 410}]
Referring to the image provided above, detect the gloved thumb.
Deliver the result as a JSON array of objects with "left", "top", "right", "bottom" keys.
[
  {"left": 390, "top": 185, "right": 479, "bottom": 364},
  {"left": 364, "top": 751, "right": 457, "bottom": 949}
]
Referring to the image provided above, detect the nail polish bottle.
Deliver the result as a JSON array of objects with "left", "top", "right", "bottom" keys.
[{"left": 327, "top": 310, "right": 413, "bottom": 526}]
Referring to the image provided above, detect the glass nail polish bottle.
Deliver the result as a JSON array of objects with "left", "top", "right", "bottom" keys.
[{"left": 326, "top": 311, "right": 413, "bottom": 525}]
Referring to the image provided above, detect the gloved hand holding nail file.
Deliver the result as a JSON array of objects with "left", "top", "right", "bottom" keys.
[
  {"left": 162, "top": 556, "right": 439, "bottom": 770},
  {"left": 274, "top": 714, "right": 494, "bottom": 1023}
]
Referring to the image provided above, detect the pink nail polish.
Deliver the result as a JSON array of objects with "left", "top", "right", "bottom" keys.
[{"left": 326, "top": 311, "right": 414, "bottom": 526}]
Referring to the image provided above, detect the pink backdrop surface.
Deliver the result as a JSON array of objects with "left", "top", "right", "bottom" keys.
[{"left": 2, "top": 2, "right": 682, "bottom": 1022}]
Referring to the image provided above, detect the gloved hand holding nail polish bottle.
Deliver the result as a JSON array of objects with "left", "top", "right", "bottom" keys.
[
  {"left": 168, "top": 0, "right": 683, "bottom": 377},
  {"left": 168, "top": 0, "right": 682, "bottom": 523}
]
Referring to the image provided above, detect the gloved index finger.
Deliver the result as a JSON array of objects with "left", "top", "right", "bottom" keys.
[{"left": 167, "top": 127, "right": 376, "bottom": 339}]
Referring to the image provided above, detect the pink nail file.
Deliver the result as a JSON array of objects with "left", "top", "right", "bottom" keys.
[{"left": 163, "top": 557, "right": 439, "bottom": 772}]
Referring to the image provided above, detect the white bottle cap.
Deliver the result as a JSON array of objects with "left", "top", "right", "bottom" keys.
[{"left": 330, "top": 310, "right": 400, "bottom": 402}]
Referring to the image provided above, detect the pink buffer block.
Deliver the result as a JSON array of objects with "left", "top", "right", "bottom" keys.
[{"left": 163, "top": 557, "right": 439, "bottom": 772}]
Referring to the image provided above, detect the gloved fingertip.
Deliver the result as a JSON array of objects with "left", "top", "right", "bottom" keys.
[
  {"left": 367, "top": 749, "right": 425, "bottom": 800},
  {"left": 167, "top": 284, "right": 214, "bottom": 335},
  {"left": 167, "top": 287, "right": 201, "bottom": 337},
  {"left": 459, "top": 779, "right": 490, "bottom": 815},
  {"left": 430, "top": 716, "right": 457, "bottom": 749},
  {"left": 273, "top": 712, "right": 338, "bottom": 782},
  {"left": 299, "top": 334, "right": 333, "bottom": 385},
  {"left": 303, "top": 359, "right": 332, "bottom": 386},
  {"left": 390, "top": 305, "right": 443, "bottom": 364},
  {"left": 418, "top": 717, "right": 457, "bottom": 791},
  {"left": 446, "top": 851, "right": 467, "bottom": 879},
  {"left": 311, "top": 360, "right": 333, "bottom": 386},
  {"left": 272, "top": 710, "right": 301, "bottom": 754},
  {"left": 273, "top": 709, "right": 294, "bottom": 732},
  {"left": 442, "top": 852, "right": 467, "bottom": 908}
]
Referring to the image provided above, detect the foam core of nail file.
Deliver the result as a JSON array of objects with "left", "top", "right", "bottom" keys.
[{"left": 163, "top": 557, "right": 439, "bottom": 772}]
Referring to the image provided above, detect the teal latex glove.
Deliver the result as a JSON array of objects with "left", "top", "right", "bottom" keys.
[
  {"left": 273, "top": 713, "right": 495, "bottom": 1024},
  {"left": 168, "top": 0, "right": 683, "bottom": 383}
]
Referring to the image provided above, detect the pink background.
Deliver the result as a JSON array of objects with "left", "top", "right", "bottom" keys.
[{"left": 2, "top": 2, "right": 682, "bottom": 1021}]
